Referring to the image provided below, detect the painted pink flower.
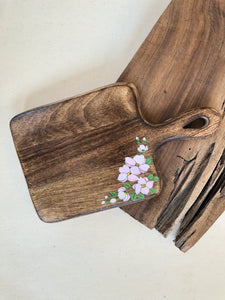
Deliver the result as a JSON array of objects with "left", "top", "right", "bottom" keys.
[
  {"left": 133, "top": 177, "right": 154, "bottom": 195},
  {"left": 118, "top": 187, "right": 130, "bottom": 202},
  {"left": 125, "top": 155, "right": 150, "bottom": 174},
  {"left": 110, "top": 198, "right": 117, "bottom": 204},
  {"left": 117, "top": 165, "right": 139, "bottom": 182},
  {"left": 138, "top": 144, "right": 148, "bottom": 153}
]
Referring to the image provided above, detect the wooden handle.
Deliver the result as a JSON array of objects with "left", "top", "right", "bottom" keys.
[{"left": 146, "top": 108, "right": 221, "bottom": 148}]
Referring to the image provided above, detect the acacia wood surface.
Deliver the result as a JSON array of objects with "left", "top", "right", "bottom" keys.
[
  {"left": 118, "top": 0, "right": 225, "bottom": 251},
  {"left": 10, "top": 83, "right": 220, "bottom": 222}
]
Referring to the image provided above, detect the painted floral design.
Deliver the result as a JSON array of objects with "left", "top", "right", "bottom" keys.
[
  {"left": 133, "top": 177, "right": 154, "bottom": 195},
  {"left": 101, "top": 137, "right": 159, "bottom": 205}
]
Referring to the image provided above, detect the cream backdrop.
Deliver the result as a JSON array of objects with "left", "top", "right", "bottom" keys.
[{"left": 1, "top": 1, "right": 225, "bottom": 299}]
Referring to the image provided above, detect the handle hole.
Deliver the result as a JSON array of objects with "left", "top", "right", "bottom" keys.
[{"left": 183, "top": 116, "right": 209, "bottom": 129}]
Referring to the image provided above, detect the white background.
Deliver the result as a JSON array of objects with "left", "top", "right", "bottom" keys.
[{"left": 1, "top": 1, "right": 225, "bottom": 299}]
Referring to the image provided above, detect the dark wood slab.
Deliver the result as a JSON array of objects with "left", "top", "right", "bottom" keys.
[{"left": 118, "top": 0, "right": 225, "bottom": 251}]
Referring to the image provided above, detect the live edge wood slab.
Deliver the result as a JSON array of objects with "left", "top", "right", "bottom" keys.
[
  {"left": 10, "top": 83, "right": 220, "bottom": 222},
  {"left": 118, "top": 0, "right": 225, "bottom": 251}
]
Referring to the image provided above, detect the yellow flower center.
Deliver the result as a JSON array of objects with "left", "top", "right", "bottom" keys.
[
  {"left": 127, "top": 171, "right": 131, "bottom": 176},
  {"left": 141, "top": 184, "right": 146, "bottom": 188},
  {"left": 136, "top": 163, "right": 140, "bottom": 167}
]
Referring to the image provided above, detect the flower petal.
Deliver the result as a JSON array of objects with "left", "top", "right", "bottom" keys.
[
  {"left": 118, "top": 187, "right": 126, "bottom": 193},
  {"left": 146, "top": 181, "right": 154, "bottom": 189},
  {"left": 131, "top": 166, "right": 141, "bottom": 175},
  {"left": 117, "top": 173, "right": 127, "bottom": 182},
  {"left": 134, "top": 155, "right": 145, "bottom": 165},
  {"left": 118, "top": 191, "right": 125, "bottom": 200},
  {"left": 110, "top": 198, "right": 117, "bottom": 204},
  {"left": 125, "top": 157, "right": 135, "bottom": 167},
  {"left": 119, "top": 165, "right": 129, "bottom": 174},
  {"left": 141, "top": 187, "right": 149, "bottom": 195},
  {"left": 139, "top": 164, "right": 150, "bottom": 173},
  {"left": 134, "top": 183, "right": 141, "bottom": 194},
  {"left": 128, "top": 174, "right": 139, "bottom": 182},
  {"left": 124, "top": 193, "right": 130, "bottom": 201},
  {"left": 138, "top": 178, "right": 146, "bottom": 185},
  {"left": 101, "top": 201, "right": 106, "bottom": 205}
]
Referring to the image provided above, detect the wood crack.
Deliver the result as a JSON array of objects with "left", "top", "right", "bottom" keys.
[
  {"left": 155, "top": 143, "right": 215, "bottom": 235},
  {"left": 175, "top": 148, "right": 225, "bottom": 250}
]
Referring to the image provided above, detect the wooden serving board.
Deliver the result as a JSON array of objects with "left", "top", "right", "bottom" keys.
[
  {"left": 118, "top": 0, "right": 225, "bottom": 251},
  {"left": 10, "top": 83, "right": 220, "bottom": 222}
]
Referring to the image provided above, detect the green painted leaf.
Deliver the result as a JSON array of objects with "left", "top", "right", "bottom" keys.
[
  {"left": 131, "top": 193, "right": 137, "bottom": 201},
  {"left": 110, "top": 192, "right": 117, "bottom": 197},
  {"left": 153, "top": 176, "right": 159, "bottom": 182},
  {"left": 137, "top": 193, "right": 145, "bottom": 199},
  {"left": 150, "top": 188, "right": 157, "bottom": 194},
  {"left": 124, "top": 183, "right": 130, "bottom": 188},
  {"left": 148, "top": 174, "right": 154, "bottom": 180},
  {"left": 105, "top": 201, "right": 109, "bottom": 205},
  {"left": 146, "top": 158, "right": 152, "bottom": 165}
]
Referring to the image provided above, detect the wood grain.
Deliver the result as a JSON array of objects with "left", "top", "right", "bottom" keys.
[
  {"left": 10, "top": 0, "right": 225, "bottom": 251},
  {"left": 119, "top": 0, "right": 225, "bottom": 251},
  {"left": 10, "top": 82, "right": 220, "bottom": 222}
]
